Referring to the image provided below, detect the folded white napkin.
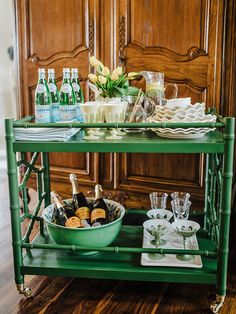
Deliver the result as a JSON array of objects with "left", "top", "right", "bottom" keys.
[{"left": 14, "top": 128, "right": 80, "bottom": 141}]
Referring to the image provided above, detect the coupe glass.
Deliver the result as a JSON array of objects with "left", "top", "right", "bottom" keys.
[
  {"left": 80, "top": 102, "right": 100, "bottom": 140},
  {"left": 143, "top": 219, "right": 171, "bottom": 260},
  {"left": 170, "top": 199, "right": 191, "bottom": 247},
  {"left": 172, "top": 220, "right": 200, "bottom": 261},
  {"left": 146, "top": 208, "right": 173, "bottom": 221},
  {"left": 102, "top": 102, "right": 127, "bottom": 140},
  {"left": 149, "top": 192, "right": 168, "bottom": 210}
]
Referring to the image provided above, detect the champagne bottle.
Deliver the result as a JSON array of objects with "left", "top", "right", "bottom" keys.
[
  {"left": 69, "top": 174, "right": 91, "bottom": 227},
  {"left": 48, "top": 68, "right": 60, "bottom": 122},
  {"left": 35, "top": 68, "right": 52, "bottom": 122},
  {"left": 51, "top": 191, "right": 82, "bottom": 228},
  {"left": 59, "top": 68, "right": 76, "bottom": 121},
  {"left": 71, "top": 68, "right": 84, "bottom": 122},
  {"left": 91, "top": 184, "right": 108, "bottom": 227}
]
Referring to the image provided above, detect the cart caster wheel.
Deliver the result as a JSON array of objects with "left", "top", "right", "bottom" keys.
[
  {"left": 210, "top": 295, "right": 225, "bottom": 313},
  {"left": 16, "top": 284, "right": 33, "bottom": 298},
  {"left": 210, "top": 301, "right": 222, "bottom": 313},
  {"left": 23, "top": 288, "right": 33, "bottom": 298}
]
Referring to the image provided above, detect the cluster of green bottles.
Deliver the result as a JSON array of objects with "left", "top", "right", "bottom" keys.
[
  {"left": 51, "top": 174, "right": 117, "bottom": 229},
  {"left": 35, "top": 68, "right": 84, "bottom": 123}
]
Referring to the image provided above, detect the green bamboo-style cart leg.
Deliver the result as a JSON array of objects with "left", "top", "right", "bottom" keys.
[
  {"left": 42, "top": 152, "right": 51, "bottom": 207},
  {"left": 210, "top": 117, "right": 235, "bottom": 313},
  {"left": 204, "top": 153, "right": 210, "bottom": 233},
  {"left": 5, "top": 119, "right": 32, "bottom": 298}
]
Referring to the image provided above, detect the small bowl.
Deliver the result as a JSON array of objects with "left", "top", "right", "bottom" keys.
[{"left": 146, "top": 209, "right": 173, "bottom": 221}]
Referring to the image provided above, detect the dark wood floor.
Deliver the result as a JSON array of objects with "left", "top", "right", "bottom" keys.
[{"left": 1, "top": 154, "right": 236, "bottom": 314}]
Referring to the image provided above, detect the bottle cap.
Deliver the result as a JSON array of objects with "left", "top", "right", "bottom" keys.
[
  {"left": 38, "top": 68, "right": 46, "bottom": 73},
  {"left": 71, "top": 68, "right": 78, "bottom": 73},
  {"left": 69, "top": 173, "right": 77, "bottom": 181},
  {"left": 50, "top": 191, "right": 56, "bottom": 198},
  {"left": 95, "top": 184, "right": 103, "bottom": 191},
  {"left": 63, "top": 68, "right": 70, "bottom": 72},
  {"left": 48, "top": 68, "right": 55, "bottom": 73}
]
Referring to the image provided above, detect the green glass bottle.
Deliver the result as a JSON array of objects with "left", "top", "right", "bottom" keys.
[
  {"left": 91, "top": 184, "right": 108, "bottom": 227},
  {"left": 48, "top": 68, "right": 60, "bottom": 122},
  {"left": 71, "top": 68, "right": 84, "bottom": 122},
  {"left": 59, "top": 68, "right": 76, "bottom": 121},
  {"left": 51, "top": 191, "right": 82, "bottom": 228},
  {"left": 35, "top": 68, "right": 52, "bottom": 122}
]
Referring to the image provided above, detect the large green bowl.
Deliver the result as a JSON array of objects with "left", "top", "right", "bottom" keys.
[{"left": 42, "top": 198, "right": 125, "bottom": 248}]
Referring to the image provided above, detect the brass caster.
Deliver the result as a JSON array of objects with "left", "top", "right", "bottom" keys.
[
  {"left": 210, "top": 295, "right": 225, "bottom": 313},
  {"left": 16, "top": 284, "right": 33, "bottom": 298}
]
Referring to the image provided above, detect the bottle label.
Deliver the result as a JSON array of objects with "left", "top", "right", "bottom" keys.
[
  {"left": 48, "top": 82, "right": 57, "bottom": 92},
  {"left": 52, "top": 103, "right": 60, "bottom": 122},
  {"left": 35, "top": 105, "right": 51, "bottom": 123},
  {"left": 36, "top": 84, "right": 46, "bottom": 94},
  {"left": 59, "top": 105, "right": 76, "bottom": 121},
  {"left": 91, "top": 208, "right": 106, "bottom": 223},
  {"left": 75, "top": 206, "right": 90, "bottom": 220},
  {"left": 72, "top": 82, "right": 80, "bottom": 92},
  {"left": 76, "top": 103, "right": 84, "bottom": 122},
  {"left": 65, "top": 216, "right": 82, "bottom": 228},
  {"left": 61, "top": 83, "right": 72, "bottom": 93}
]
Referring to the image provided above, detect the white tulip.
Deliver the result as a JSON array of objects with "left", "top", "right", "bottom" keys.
[
  {"left": 110, "top": 72, "right": 119, "bottom": 81},
  {"left": 128, "top": 72, "right": 139, "bottom": 79},
  {"left": 98, "top": 75, "right": 107, "bottom": 84},
  {"left": 90, "top": 56, "right": 100, "bottom": 67},
  {"left": 113, "top": 66, "right": 123, "bottom": 76},
  {"left": 102, "top": 66, "right": 110, "bottom": 76},
  {"left": 88, "top": 73, "right": 98, "bottom": 83}
]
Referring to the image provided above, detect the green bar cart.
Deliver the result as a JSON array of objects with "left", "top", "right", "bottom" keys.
[{"left": 5, "top": 115, "right": 234, "bottom": 313}]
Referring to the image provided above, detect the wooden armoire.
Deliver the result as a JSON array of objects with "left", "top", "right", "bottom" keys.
[{"left": 14, "top": 0, "right": 235, "bottom": 210}]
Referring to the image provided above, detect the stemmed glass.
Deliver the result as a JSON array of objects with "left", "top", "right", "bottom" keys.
[
  {"left": 172, "top": 220, "right": 200, "bottom": 261},
  {"left": 170, "top": 193, "right": 191, "bottom": 247},
  {"left": 80, "top": 102, "right": 100, "bottom": 140},
  {"left": 116, "top": 102, "right": 128, "bottom": 136},
  {"left": 146, "top": 208, "right": 173, "bottom": 221},
  {"left": 143, "top": 219, "right": 171, "bottom": 260},
  {"left": 102, "top": 102, "right": 127, "bottom": 140},
  {"left": 94, "top": 102, "right": 105, "bottom": 136}
]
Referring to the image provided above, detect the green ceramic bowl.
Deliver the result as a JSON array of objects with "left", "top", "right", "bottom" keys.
[{"left": 42, "top": 198, "right": 125, "bottom": 248}]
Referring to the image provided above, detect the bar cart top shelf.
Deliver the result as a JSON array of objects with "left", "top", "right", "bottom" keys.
[{"left": 10, "top": 116, "right": 226, "bottom": 153}]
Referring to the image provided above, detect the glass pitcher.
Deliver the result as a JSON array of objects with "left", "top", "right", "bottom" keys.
[{"left": 140, "top": 71, "right": 178, "bottom": 105}]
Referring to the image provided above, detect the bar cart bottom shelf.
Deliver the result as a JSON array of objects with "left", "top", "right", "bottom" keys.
[{"left": 22, "top": 225, "right": 217, "bottom": 285}]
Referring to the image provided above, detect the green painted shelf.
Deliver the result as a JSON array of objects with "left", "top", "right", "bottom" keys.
[
  {"left": 13, "top": 130, "right": 224, "bottom": 153},
  {"left": 22, "top": 225, "right": 217, "bottom": 284}
]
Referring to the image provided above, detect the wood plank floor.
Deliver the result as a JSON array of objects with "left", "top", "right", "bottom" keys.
[{"left": 1, "top": 154, "right": 236, "bottom": 314}]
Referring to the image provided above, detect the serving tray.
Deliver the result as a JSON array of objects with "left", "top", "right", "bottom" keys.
[{"left": 141, "top": 229, "right": 203, "bottom": 268}]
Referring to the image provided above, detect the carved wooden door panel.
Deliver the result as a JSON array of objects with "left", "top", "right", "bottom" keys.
[
  {"left": 15, "top": 0, "right": 100, "bottom": 193},
  {"left": 113, "top": 0, "right": 224, "bottom": 206}
]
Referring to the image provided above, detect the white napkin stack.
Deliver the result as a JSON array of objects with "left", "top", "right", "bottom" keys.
[{"left": 14, "top": 127, "right": 80, "bottom": 141}]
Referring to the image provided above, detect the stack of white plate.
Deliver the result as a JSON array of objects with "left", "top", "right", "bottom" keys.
[{"left": 148, "top": 102, "right": 217, "bottom": 139}]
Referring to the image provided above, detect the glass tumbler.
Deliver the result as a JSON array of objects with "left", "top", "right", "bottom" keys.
[
  {"left": 149, "top": 192, "right": 168, "bottom": 210},
  {"left": 171, "top": 199, "right": 191, "bottom": 221}
]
